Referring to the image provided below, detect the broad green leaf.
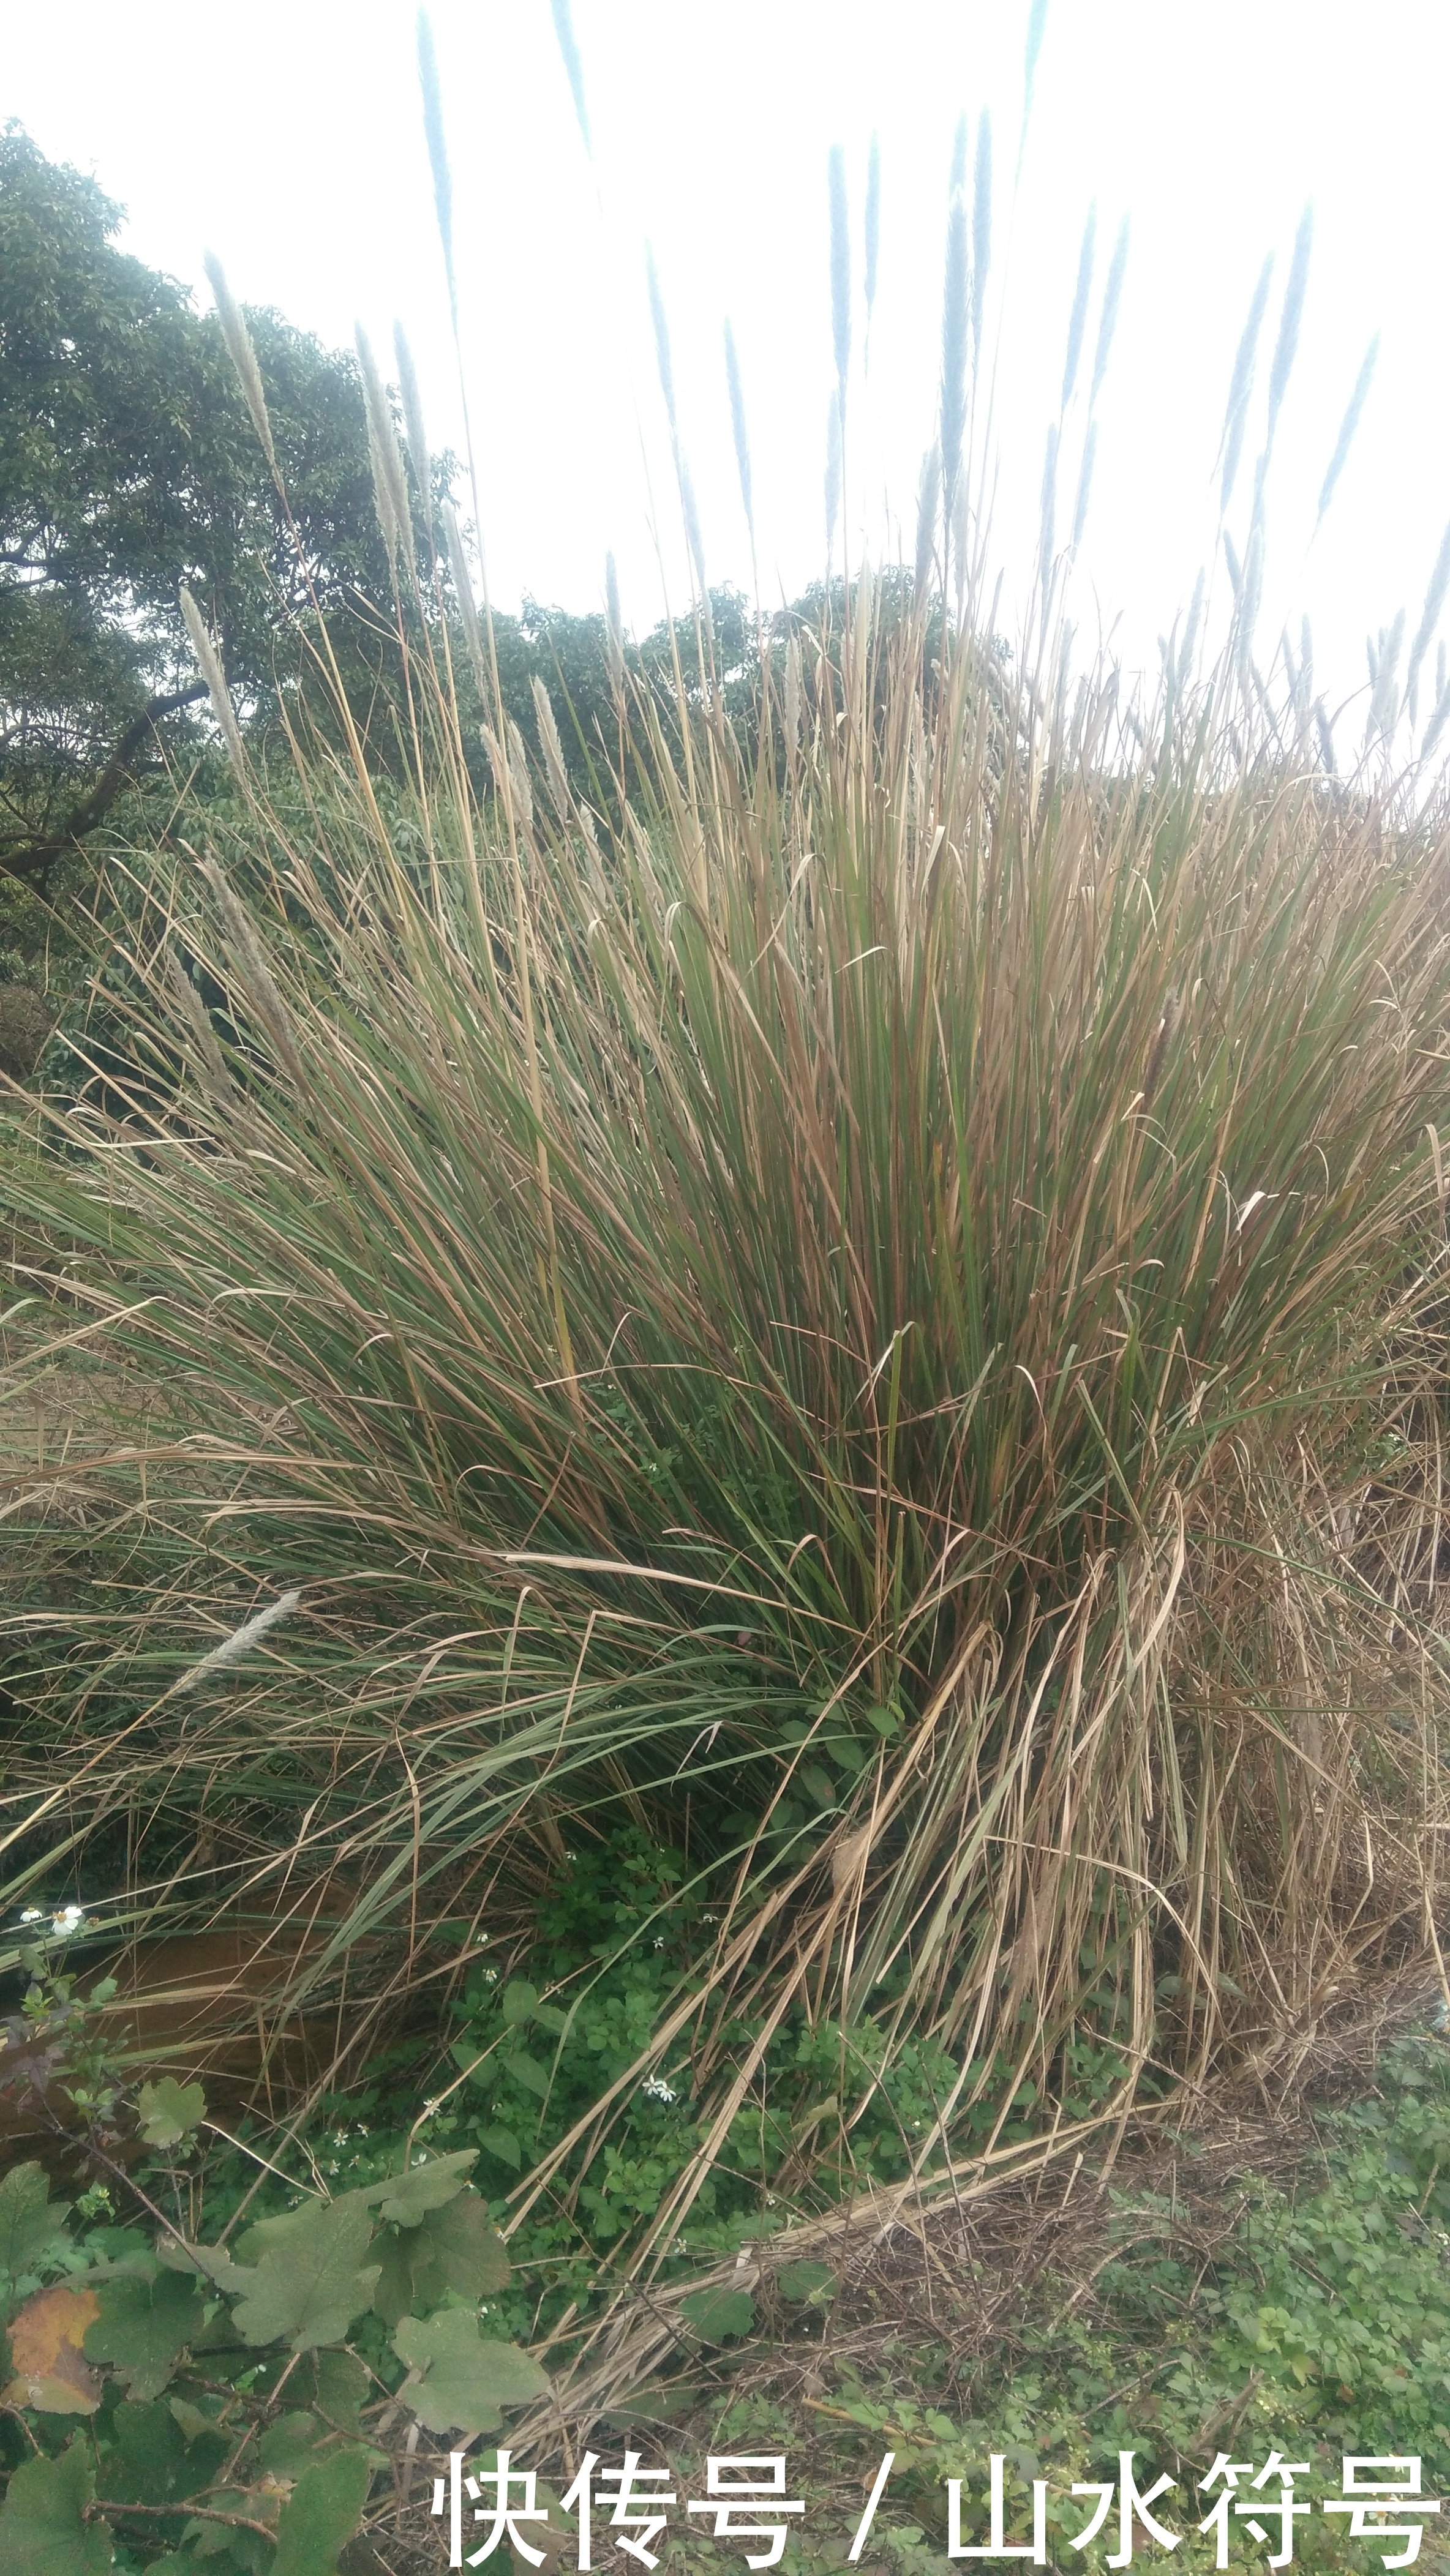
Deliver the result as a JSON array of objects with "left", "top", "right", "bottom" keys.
[
  {"left": 228, "top": 2200, "right": 380, "bottom": 2353},
  {"left": 372, "top": 2186, "right": 510, "bottom": 2324},
  {"left": 85, "top": 2267, "right": 207, "bottom": 2398},
  {"left": 153, "top": 2237, "right": 251, "bottom": 2297},
  {"left": 299, "top": 2346, "right": 369, "bottom": 2430},
  {"left": 0, "top": 2439, "right": 112, "bottom": 2576},
  {"left": 138, "top": 2076, "right": 207, "bottom": 2149},
  {"left": 107, "top": 2397, "right": 225, "bottom": 2506},
  {"left": 0, "top": 2163, "right": 66, "bottom": 2289},
  {"left": 271, "top": 2447, "right": 374, "bottom": 2576},
  {"left": 501, "top": 1977, "right": 539, "bottom": 2026},
  {"left": 478, "top": 2125, "right": 523, "bottom": 2171},
  {"left": 257, "top": 2408, "right": 326, "bottom": 2474},
  {"left": 365, "top": 2149, "right": 476, "bottom": 2226},
  {"left": 505, "top": 2050, "right": 550, "bottom": 2097},
  {"left": 391, "top": 2310, "right": 549, "bottom": 2436},
  {"left": 369, "top": 2225, "right": 416, "bottom": 2328},
  {"left": 169, "top": 2397, "right": 219, "bottom": 2444},
  {"left": 679, "top": 2286, "right": 756, "bottom": 2342},
  {"left": 421, "top": 2188, "right": 511, "bottom": 2299},
  {"left": 180, "top": 2490, "right": 274, "bottom": 2565},
  {"left": 231, "top": 2209, "right": 311, "bottom": 2266},
  {"left": 776, "top": 2260, "right": 837, "bottom": 2304}
]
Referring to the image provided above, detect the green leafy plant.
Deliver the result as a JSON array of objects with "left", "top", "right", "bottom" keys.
[{"left": 0, "top": 2077, "right": 545, "bottom": 2575}]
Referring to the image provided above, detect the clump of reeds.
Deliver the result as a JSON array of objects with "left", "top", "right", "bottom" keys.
[
  {"left": 4, "top": 14, "right": 1450, "bottom": 2285},
  {"left": 5, "top": 541, "right": 1450, "bottom": 2254}
]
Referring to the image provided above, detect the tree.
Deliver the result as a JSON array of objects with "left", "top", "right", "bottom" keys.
[{"left": 0, "top": 124, "right": 394, "bottom": 888}]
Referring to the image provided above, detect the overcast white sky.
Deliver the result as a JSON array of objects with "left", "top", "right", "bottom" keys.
[{"left": 6, "top": 1, "right": 1446, "bottom": 740}]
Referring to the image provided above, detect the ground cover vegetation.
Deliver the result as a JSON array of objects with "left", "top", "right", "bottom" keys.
[{"left": 4, "top": 1, "right": 1450, "bottom": 2563}]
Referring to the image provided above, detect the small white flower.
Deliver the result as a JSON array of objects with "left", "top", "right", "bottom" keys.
[
  {"left": 51, "top": 1906, "right": 86, "bottom": 1936},
  {"left": 653, "top": 1936, "right": 665, "bottom": 1949},
  {"left": 18, "top": 1908, "right": 43, "bottom": 1925},
  {"left": 640, "top": 2075, "right": 678, "bottom": 2104}
]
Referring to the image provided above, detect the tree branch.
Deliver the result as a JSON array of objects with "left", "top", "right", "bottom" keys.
[{"left": 0, "top": 680, "right": 208, "bottom": 882}]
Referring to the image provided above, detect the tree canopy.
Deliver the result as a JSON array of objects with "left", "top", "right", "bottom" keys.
[{"left": 0, "top": 122, "right": 392, "bottom": 882}]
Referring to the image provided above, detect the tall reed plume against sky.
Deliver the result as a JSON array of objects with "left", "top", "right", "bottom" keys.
[{"left": 7, "top": 0, "right": 1450, "bottom": 728}]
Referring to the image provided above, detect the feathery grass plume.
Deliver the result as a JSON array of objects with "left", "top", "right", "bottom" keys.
[
  {"left": 203, "top": 253, "right": 278, "bottom": 483},
  {"left": 416, "top": 12, "right": 456, "bottom": 321},
  {"left": 949, "top": 110, "right": 968, "bottom": 197},
  {"left": 1039, "top": 419, "right": 1059, "bottom": 579},
  {"left": 604, "top": 551, "right": 625, "bottom": 698},
  {"left": 165, "top": 953, "right": 233, "bottom": 1097},
  {"left": 971, "top": 111, "right": 993, "bottom": 361},
  {"left": 825, "top": 393, "right": 843, "bottom": 555},
  {"left": 939, "top": 182, "right": 971, "bottom": 526},
  {"left": 864, "top": 133, "right": 881, "bottom": 348},
  {"left": 1315, "top": 697, "right": 1337, "bottom": 771},
  {"left": 355, "top": 325, "right": 409, "bottom": 573},
  {"left": 914, "top": 443, "right": 941, "bottom": 602},
  {"left": 179, "top": 585, "right": 246, "bottom": 769},
  {"left": 506, "top": 719, "right": 536, "bottom": 826},
  {"left": 531, "top": 675, "right": 571, "bottom": 819},
  {"left": 645, "top": 247, "right": 677, "bottom": 436},
  {"left": 828, "top": 144, "right": 851, "bottom": 419},
  {"left": 783, "top": 630, "right": 802, "bottom": 753},
  {"left": 1223, "top": 530, "right": 1243, "bottom": 598},
  {"left": 1072, "top": 417, "right": 1097, "bottom": 548},
  {"left": 1422, "top": 643, "right": 1450, "bottom": 760},
  {"left": 1179, "top": 566, "right": 1206, "bottom": 676},
  {"left": 1268, "top": 203, "right": 1313, "bottom": 443},
  {"left": 723, "top": 321, "right": 755, "bottom": 550},
  {"left": 1219, "top": 253, "right": 1274, "bottom": 512},
  {"left": 681, "top": 459, "right": 707, "bottom": 601},
  {"left": 1367, "top": 606, "right": 1406, "bottom": 745},
  {"left": 444, "top": 501, "right": 487, "bottom": 697},
  {"left": 1283, "top": 616, "right": 1314, "bottom": 727},
  {"left": 1090, "top": 216, "right": 1129, "bottom": 406},
  {"left": 1061, "top": 204, "right": 1097, "bottom": 408},
  {"left": 1404, "top": 517, "right": 1450, "bottom": 724},
  {"left": 1235, "top": 490, "right": 1265, "bottom": 675},
  {"left": 198, "top": 852, "right": 307, "bottom": 1090},
  {"left": 1316, "top": 333, "right": 1379, "bottom": 527},
  {"left": 171, "top": 1592, "right": 301, "bottom": 1698},
  {"left": 1021, "top": 0, "right": 1050, "bottom": 160},
  {"left": 393, "top": 321, "right": 432, "bottom": 523},
  {"left": 952, "top": 477, "right": 970, "bottom": 616},
  {"left": 549, "top": 0, "right": 592, "bottom": 154},
  {"left": 482, "top": 723, "right": 533, "bottom": 829}
]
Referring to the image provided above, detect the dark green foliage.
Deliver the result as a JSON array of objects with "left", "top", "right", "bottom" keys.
[
  {"left": 0, "top": 124, "right": 395, "bottom": 890},
  {"left": 0, "top": 2124, "right": 534, "bottom": 2570}
]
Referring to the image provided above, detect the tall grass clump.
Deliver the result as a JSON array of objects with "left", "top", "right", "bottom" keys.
[{"left": 4, "top": 561, "right": 1450, "bottom": 2257}]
